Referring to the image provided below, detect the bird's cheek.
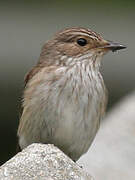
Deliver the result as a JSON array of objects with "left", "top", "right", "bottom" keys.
[{"left": 57, "top": 44, "right": 81, "bottom": 56}]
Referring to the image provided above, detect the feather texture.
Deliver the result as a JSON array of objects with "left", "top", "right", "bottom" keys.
[{"left": 17, "top": 27, "right": 108, "bottom": 161}]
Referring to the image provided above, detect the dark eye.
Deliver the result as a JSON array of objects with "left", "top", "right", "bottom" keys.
[{"left": 77, "top": 38, "right": 87, "bottom": 46}]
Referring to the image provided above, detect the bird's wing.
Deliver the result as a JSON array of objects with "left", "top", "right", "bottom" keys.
[
  {"left": 17, "top": 65, "right": 43, "bottom": 152},
  {"left": 17, "top": 65, "right": 60, "bottom": 151},
  {"left": 18, "top": 65, "right": 43, "bottom": 120}
]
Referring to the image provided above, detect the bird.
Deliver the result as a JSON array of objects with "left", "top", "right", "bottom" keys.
[{"left": 17, "top": 27, "right": 126, "bottom": 161}]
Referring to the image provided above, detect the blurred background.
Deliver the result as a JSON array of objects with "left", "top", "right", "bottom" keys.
[{"left": 0, "top": 0, "right": 134, "bottom": 173}]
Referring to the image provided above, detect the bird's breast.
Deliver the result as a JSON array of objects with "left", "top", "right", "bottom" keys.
[
  {"left": 40, "top": 63, "right": 106, "bottom": 158},
  {"left": 19, "top": 62, "right": 107, "bottom": 160}
]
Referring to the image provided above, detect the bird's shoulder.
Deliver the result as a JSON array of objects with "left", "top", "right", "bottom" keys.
[{"left": 24, "top": 64, "right": 62, "bottom": 87}]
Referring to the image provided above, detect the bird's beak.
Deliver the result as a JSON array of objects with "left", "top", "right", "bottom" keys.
[{"left": 101, "top": 40, "right": 127, "bottom": 52}]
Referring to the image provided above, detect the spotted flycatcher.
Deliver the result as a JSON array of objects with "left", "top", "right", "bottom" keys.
[{"left": 17, "top": 27, "right": 126, "bottom": 161}]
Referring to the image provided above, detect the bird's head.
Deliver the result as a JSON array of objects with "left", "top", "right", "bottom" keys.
[{"left": 39, "top": 27, "right": 126, "bottom": 66}]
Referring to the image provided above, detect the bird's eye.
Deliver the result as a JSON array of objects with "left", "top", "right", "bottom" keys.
[{"left": 77, "top": 38, "right": 87, "bottom": 46}]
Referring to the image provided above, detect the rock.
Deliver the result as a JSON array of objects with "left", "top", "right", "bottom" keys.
[
  {"left": 0, "top": 143, "right": 93, "bottom": 180},
  {"left": 79, "top": 91, "right": 135, "bottom": 180}
]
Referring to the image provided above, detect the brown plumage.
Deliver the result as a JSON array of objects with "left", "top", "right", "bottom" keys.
[{"left": 17, "top": 27, "right": 126, "bottom": 161}]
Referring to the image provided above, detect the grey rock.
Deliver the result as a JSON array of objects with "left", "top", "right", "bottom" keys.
[
  {"left": 79, "top": 91, "right": 135, "bottom": 180},
  {"left": 0, "top": 144, "right": 93, "bottom": 180}
]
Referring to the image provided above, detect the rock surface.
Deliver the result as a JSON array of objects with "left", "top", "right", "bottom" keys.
[
  {"left": 79, "top": 91, "right": 135, "bottom": 180},
  {"left": 0, "top": 143, "right": 93, "bottom": 180}
]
